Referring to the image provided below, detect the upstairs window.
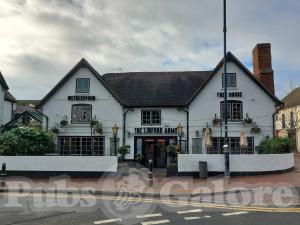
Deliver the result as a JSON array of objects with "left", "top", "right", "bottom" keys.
[
  {"left": 76, "top": 78, "right": 90, "bottom": 93},
  {"left": 282, "top": 114, "right": 286, "bottom": 129},
  {"left": 72, "top": 104, "right": 92, "bottom": 124},
  {"left": 222, "top": 73, "right": 237, "bottom": 88},
  {"left": 290, "top": 112, "right": 295, "bottom": 128},
  {"left": 221, "top": 101, "right": 243, "bottom": 121},
  {"left": 141, "top": 109, "right": 161, "bottom": 126}
]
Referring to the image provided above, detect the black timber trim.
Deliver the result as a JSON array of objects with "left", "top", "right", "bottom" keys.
[
  {"left": 37, "top": 58, "right": 124, "bottom": 108},
  {"left": 186, "top": 52, "right": 282, "bottom": 106}
]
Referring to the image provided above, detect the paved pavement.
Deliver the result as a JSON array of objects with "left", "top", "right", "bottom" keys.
[
  {"left": 2, "top": 153, "right": 300, "bottom": 207},
  {"left": 1, "top": 192, "right": 300, "bottom": 225}
]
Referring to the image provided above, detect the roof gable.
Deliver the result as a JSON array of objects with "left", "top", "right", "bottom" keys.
[
  {"left": 187, "top": 52, "right": 282, "bottom": 106},
  {"left": 281, "top": 87, "right": 300, "bottom": 109},
  {"left": 37, "top": 58, "right": 123, "bottom": 108},
  {"left": 0, "top": 72, "right": 9, "bottom": 90}
]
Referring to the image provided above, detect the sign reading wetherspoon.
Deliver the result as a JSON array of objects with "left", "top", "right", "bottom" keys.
[
  {"left": 134, "top": 127, "right": 177, "bottom": 134},
  {"left": 68, "top": 95, "right": 96, "bottom": 101}
]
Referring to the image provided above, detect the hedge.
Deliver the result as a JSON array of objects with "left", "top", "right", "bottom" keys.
[
  {"left": 257, "top": 137, "right": 294, "bottom": 154},
  {"left": 0, "top": 127, "right": 55, "bottom": 156}
]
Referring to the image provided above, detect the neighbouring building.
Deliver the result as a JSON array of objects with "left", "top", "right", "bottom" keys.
[
  {"left": 37, "top": 43, "right": 281, "bottom": 168},
  {"left": 0, "top": 72, "right": 16, "bottom": 128},
  {"left": 275, "top": 87, "right": 300, "bottom": 152}
]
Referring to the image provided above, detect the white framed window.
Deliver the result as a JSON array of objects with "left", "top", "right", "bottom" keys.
[
  {"left": 76, "top": 78, "right": 90, "bottom": 93},
  {"left": 71, "top": 104, "right": 92, "bottom": 124},
  {"left": 221, "top": 101, "right": 243, "bottom": 121},
  {"left": 222, "top": 73, "right": 237, "bottom": 88},
  {"left": 141, "top": 109, "right": 161, "bottom": 126}
]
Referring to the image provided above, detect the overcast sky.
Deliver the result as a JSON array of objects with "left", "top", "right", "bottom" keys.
[{"left": 0, "top": 0, "right": 299, "bottom": 100}]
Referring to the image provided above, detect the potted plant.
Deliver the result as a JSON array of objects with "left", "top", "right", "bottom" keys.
[
  {"left": 166, "top": 144, "right": 178, "bottom": 177},
  {"left": 60, "top": 115, "right": 68, "bottom": 127},
  {"left": 243, "top": 113, "right": 253, "bottom": 126},
  {"left": 117, "top": 145, "right": 130, "bottom": 176},
  {"left": 212, "top": 113, "right": 221, "bottom": 127},
  {"left": 94, "top": 122, "right": 103, "bottom": 134}
]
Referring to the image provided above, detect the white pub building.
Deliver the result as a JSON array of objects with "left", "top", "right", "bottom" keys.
[{"left": 36, "top": 43, "right": 284, "bottom": 173}]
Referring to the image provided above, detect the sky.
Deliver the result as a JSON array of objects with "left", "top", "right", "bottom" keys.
[{"left": 0, "top": 0, "right": 299, "bottom": 100}]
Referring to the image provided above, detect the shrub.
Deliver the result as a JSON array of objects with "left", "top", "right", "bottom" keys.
[
  {"left": 257, "top": 137, "right": 293, "bottom": 154},
  {"left": 0, "top": 127, "right": 55, "bottom": 156},
  {"left": 117, "top": 145, "right": 130, "bottom": 161}
]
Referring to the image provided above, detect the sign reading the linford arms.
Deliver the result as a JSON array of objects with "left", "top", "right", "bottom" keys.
[
  {"left": 134, "top": 127, "right": 177, "bottom": 134},
  {"left": 217, "top": 91, "right": 243, "bottom": 98},
  {"left": 68, "top": 95, "right": 96, "bottom": 101}
]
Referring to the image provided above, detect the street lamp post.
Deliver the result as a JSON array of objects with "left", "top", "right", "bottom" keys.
[
  {"left": 112, "top": 124, "right": 119, "bottom": 156},
  {"left": 223, "top": 0, "right": 230, "bottom": 177},
  {"left": 176, "top": 123, "right": 183, "bottom": 153}
]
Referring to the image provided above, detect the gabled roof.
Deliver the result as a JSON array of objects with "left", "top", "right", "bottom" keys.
[
  {"left": 37, "top": 58, "right": 123, "bottom": 108},
  {"left": 102, "top": 71, "right": 211, "bottom": 107},
  {"left": 186, "top": 52, "right": 282, "bottom": 106},
  {"left": 4, "top": 91, "right": 16, "bottom": 102},
  {"left": 0, "top": 72, "right": 9, "bottom": 90},
  {"left": 281, "top": 87, "right": 300, "bottom": 109}
]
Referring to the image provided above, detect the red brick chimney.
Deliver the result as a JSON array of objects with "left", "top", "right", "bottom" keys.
[{"left": 252, "top": 43, "right": 275, "bottom": 95}]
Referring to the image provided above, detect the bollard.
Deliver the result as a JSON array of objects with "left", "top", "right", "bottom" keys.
[
  {"left": 0, "top": 163, "right": 6, "bottom": 187},
  {"left": 148, "top": 159, "right": 153, "bottom": 187}
]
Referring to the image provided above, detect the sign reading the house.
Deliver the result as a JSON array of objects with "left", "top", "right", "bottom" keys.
[
  {"left": 68, "top": 95, "right": 96, "bottom": 101},
  {"left": 134, "top": 127, "right": 177, "bottom": 134},
  {"left": 217, "top": 91, "right": 242, "bottom": 98}
]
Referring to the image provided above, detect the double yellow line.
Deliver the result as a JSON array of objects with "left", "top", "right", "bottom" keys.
[{"left": 1, "top": 192, "right": 300, "bottom": 213}]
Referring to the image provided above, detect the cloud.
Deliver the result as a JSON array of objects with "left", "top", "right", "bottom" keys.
[{"left": 0, "top": 0, "right": 299, "bottom": 99}]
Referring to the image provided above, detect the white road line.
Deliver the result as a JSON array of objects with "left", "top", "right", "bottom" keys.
[
  {"left": 177, "top": 209, "right": 203, "bottom": 214},
  {"left": 141, "top": 219, "right": 170, "bottom": 225},
  {"left": 204, "top": 215, "right": 211, "bottom": 218},
  {"left": 136, "top": 213, "right": 162, "bottom": 219},
  {"left": 93, "top": 218, "right": 122, "bottom": 224},
  {"left": 184, "top": 217, "right": 201, "bottom": 220},
  {"left": 222, "top": 211, "right": 249, "bottom": 216}
]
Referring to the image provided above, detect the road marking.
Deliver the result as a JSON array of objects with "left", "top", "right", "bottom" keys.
[
  {"left": 93, "top": 218, "right": 122, "bottom": 224},
  {"left": 184, "top": 216, "right": 201, "bottom": 220},
  {"left": 222, "top": 211, "right": 249, "bottom": 216},
  {"left": 204, "top": 215, "right": 211, "bottom": 218},
  {"left": 177, "top": 209, "right": 203, "bottom": 214},
  {"left": 136, "top": 213, "right": 162, "bottom": 219},
  {"left": 2, "top": 192, "right": 300, "bottom": 213},
  {"left": 141, "top": 219, "right": 170, "bottom": 225}
]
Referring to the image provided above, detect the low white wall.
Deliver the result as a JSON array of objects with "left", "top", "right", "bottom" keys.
[
  {"left": 0, "top": 156, "right": 118, "bottom": 172},
  {"left": 178, "top": 153, "right": 295, "bottom": 173}
]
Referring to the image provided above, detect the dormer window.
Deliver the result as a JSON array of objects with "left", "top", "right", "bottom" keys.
[
  {"left": 222, "top": 73, "right": 237, "bottom": 88},
  {"left": 76, "top": 78, "right": 90, "bottom": 93}
]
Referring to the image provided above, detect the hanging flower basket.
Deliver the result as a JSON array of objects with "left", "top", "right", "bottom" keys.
[
  {"left": 243, "top": 118, "right": 253, "bottom": 125},
  {"left": 90, "top": 120, "right": 97, "bottom": 127},
  {"left": 212, "top": 118, "right": 221, "bottom": 126},
  {"left": 60, "top": 120, "right": 68, "bottom": 127},
  {"left": 251, "top": 127, "right": 261, "bottom": 134}
]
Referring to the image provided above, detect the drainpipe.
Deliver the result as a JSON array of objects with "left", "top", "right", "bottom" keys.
[
  {"left": 123, "top": 108, "right": 131, "bottom": 145},
  {"left": 180, "top": 108, "right": 189, "bottom": 153},
  {"left": 272, "top": 102, "right": 284, "bottom": 138}
]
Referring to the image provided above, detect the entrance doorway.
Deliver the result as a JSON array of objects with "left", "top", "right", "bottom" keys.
[{"left": 134, "top": 136, "right": 177, "bottom": 168}]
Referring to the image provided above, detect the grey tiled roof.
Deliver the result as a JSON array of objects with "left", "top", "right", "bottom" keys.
[
  {"left": 282, "top": 87, "right": 300, "bottom": 109},
  {"left": 4, "top": 91, "right": 16, "bottom": 102},
  {"left": 102, "top": 71, "right": 211, "bottom": 107}
]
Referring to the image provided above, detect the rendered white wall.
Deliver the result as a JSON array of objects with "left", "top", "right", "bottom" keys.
[
  {"left": 189, "top": 61, "right": 277, "bottom": 152},
  {"left": 125, "top": 108, "right": 187, "bottom": 159},
  {"left": 2, "top": 101, "right": 14, "bottom": 124},
  {"left": 0, "top": 156, "right": 118, "bottom": 172},
  {"left": 178, "top": 153, "right": 294, "bottom": 172},
  {"left": 41, "top": 67, "right": 124, "bottom": 153}
]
